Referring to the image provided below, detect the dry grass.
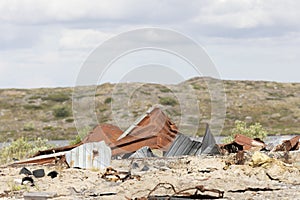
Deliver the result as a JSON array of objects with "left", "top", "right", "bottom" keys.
[{"left": 0, "top": 78, "right": 299, "bottom": 143}]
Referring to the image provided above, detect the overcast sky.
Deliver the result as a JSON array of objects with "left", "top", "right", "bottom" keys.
[{"left": 0, "top": 0, "right": 300, "bottom": 88}]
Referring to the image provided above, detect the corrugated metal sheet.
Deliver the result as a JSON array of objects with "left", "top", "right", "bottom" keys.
[
  {"left": 164, "top": 134, "right": 202, "bottom": 157},
  {"left": 165, "top": 124, "right": 220, "bottom": 157},
  {"left": 110, "top": 107, "right": 178, "bottom": 156},
  {"left": 82, "top": 123, "right": 123, "bottom": 145},
  {"left": 65, "top": 141, "right": 111, "bottom": 169},
  {"left": 200, "top": 125, "right": 220, "bottom": 154},
  {"left": 32, "top": 143, "right": 82, "bottom": 157},
  {"left": 10, "top": 151, "right": 67, "bottom": 166},
  {"left": 117, "top": 107, "right": 153, "bottom": 140}
]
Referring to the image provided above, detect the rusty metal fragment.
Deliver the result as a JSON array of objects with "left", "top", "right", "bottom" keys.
[
  {"left": 220, "top": 134, "right": 266, "bottom": 153},
  {"left": 274, "top": 135, "right": 300, "bottom": 151},
  {"left": 101, "top": 167, "right": 141, "bottom": 182},
  {"left": 228, "top": 187, "right": 280, "bottom": 193},
  {"left": 10, "top": 151, "right": 67, "bottom": 166},
  {"left": 235, "top": 150, "right": 245, "bottom": 165},
  {"left": 134, "top": 183, "right": 224, "bottom": 199},
  {"left": 32, "top": 143, "right": 82, "bottom": 157},
  {"left": 234, "top": 134, "right": 266, "bottom": 150}
]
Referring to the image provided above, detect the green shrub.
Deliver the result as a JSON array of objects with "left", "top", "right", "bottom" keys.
[
  {"left": 42, "top": 93, "right": 70, "bottom": 102},
  {"left": 7, "top": 180, "right": 23, "bottom": 191},
  {"left": 53, "top": 106, "right": 71, "bottom": 118},
  {"left": 23, "top": 122, "right": 35, "bottom": 131},
  {"left": 23, "top": 104, "right": 42, "bottom": 110},
  {"left": 159, "top": 87, "right": 171, "bottom": 93},
  {"left": 0, "top": 137, "right": 54, "bottom": 164},
  {"left": 69, "top": 126, "right": 91, "bottom": 145},
  {"left": 42, "top": 126, "right": 55, "bottom": 131},
  {"left": 65, "top": 118, "right": 74, "bottom": 123},
  {"left": 192, "top": 83, "right": 201, "bottom": 90},
  {"left": 29, "top": 95, "right": 41, "bottom": 100},
  {"left": 140, "top": 91, "right": 151, "bottom": 95},
  {"left": 223, "top": 120, "right": 267, "bottom": 143},
  {"left": 159, "top": 97, "right": 178, "bottom": 106},
  {"left": 104, "top": 97, "right": 112, "bottom": 104}
]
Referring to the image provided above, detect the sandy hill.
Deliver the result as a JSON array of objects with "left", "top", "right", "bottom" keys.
[{"left": 0, "top": 77, "right": 299, "bottom": 142}]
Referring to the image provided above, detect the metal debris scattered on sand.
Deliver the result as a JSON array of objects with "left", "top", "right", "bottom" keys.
[
  {"left": 101, "top": 167, "right": 141, "bottom": 182},
  {"left": 132, "top": 183, "right": 224, "bottom": 200}
]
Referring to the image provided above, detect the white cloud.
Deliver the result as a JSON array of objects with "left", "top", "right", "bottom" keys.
[
  {"left": 59, "top": 29, "right": 113, "bottom": 49},
  {"left": 190, "top": 0, "right": 300, "bottom": 33},
  {"left": 0, "top": 0, "right": 190, "bottom": 24},
  {"left": 0, "top": 0, "right": 300, "bottom": 87}
]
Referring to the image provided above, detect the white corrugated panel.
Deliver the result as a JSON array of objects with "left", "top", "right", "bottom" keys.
[{"left": 65, "top": 141, "right": 111, "bottom": 169}]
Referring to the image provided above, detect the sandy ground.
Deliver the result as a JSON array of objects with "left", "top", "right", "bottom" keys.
[{"left": 0, "top": 151, "right": 300, "bottom": 200}]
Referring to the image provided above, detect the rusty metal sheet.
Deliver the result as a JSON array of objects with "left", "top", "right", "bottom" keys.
[
  {"left": 82, "top": 123, "right": 123, "bottom": 145},
  {"left": 32, "top": 123, "right": 121, "bottom": 158},
  {"left": 219, "top": 134, "right": 266, "bottom": 153},
  {"left": 10, "top": 151, "right": 67, "bottom": 166},
  {"left": 275, "top": 135, "right": 300, "bottom": 151},
  {"left": 110, "top": 107, "right": 178, "bottom": 156},
  {"left": 65, "top": 141, "right": 111, "bottom": 169},
  {"left": 234, "top": 134, "right": 266, "bottom": 150},
  {"left": 32, "top": 143, "right": 82, "bottom": 157},
  {"left": 112, "top": 136, "right": 158, "bottom": 156}
]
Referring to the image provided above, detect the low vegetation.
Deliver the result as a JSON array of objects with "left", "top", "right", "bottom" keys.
[
  {"left": 69, "top": 126, "right": 91, "bottom": 145},
  {"left": 0, "top": 78, "right": 299, "bottom": 142},
  {"left": 104, "top": 97, "right": 113, "bottom": 104},
  {"left": 0, "top": 137, "right": 54, "bottom": 164},
  {"left": 223, "top": 120, "right": 268, "bottom": 143},
  {"left": 53, "top": 105, "right": 71, "bottom": 118},
  {"left": 23, "top": 122, "right": 35, "bottom": 131},
  {"left": 159, "top": 97, "right": 178, "bottom": 106},
  {"left": 42, "top": 93, "right": 70, "bottom": 102}
]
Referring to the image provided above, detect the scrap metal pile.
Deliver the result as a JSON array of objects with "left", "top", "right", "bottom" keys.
[
  {"left": 11, "top": 107, "right": 220, "bottom": 168},
  {"left": 5, "top": 106, "right": 300, "bottom": 200},
  {"left": 10, "top": 106, "right": 300, "bottom": 169}
]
